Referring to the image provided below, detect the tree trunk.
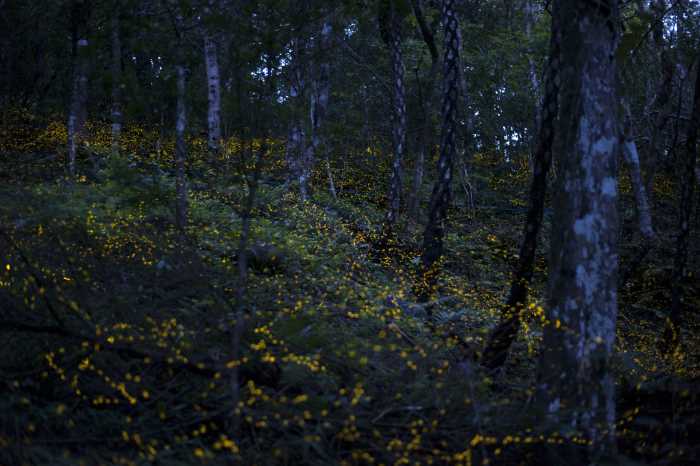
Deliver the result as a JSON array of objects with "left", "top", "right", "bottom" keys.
[
  {"left": 524, "top": 0, "right": 542, "bottom": 132},
  {"left": 302, "top": 21, "right": 333, "bottom": 198},
  {"left": 384, "top": 13, "right": 407, "bottom": 225},
  {"left": 110, "top": 6, "right": 122, "bottom": 157},
  {"left": 536, "top": 0, "right": 620, "bottom": 456},
  {"left": 67, "top": 0, "right": 90, "bottom": 177},
  {"left": 481, "top": 7, "right": 561, "bottom": 370},
  {"left": 643, "top": 0, "right": 675, "bottom": 200},
  {"left": 664, "top": 57, "right": 700, "bottom": 351},
  {"left": 622, "top": 101, "right": 655, "bottom": 240},
  {"left": 285, "top": 36, "right": 308, "bottom": 200},
  {"left": 175, "top": 64, "right": 188, "bottom": 233},
  {"left": 418, "top": 0, "right": 460, "bottom": 302},
  {"left": 408, "top": 0, "right": 439, "bottom": 222},
  {"left": 204, "top": 33, "right": 222, "bottom": 155}
]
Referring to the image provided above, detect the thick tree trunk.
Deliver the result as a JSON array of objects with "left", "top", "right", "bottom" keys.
[
  {"left": 481, "top": 8, "right": 561, "bottom": 370},
  {"left": 536, "top": 0, "right": 620, "bottom": 456},
  {"left": 175, "top": 64, "right": 188, "bottom": 233},
  {"left": 664, "top": 57, "right": 700, "bottom": 351},
  {"left": 384, "top": 18, "right": 407, "bottom": 225},
  {"left": 66, "top": 1, "right": 90, "bottom": 177},
  {"left": 110, "top": 7, "right": 122, "bottom": 157},
  {"left": 204, "top": 33, "right": 222, "bottom": 154},
  {"left": 407, "top": 0, "right": 439, "bottom": 222},
  {"left": 418, "top": 0, "right": 460, "bottom": 302}
]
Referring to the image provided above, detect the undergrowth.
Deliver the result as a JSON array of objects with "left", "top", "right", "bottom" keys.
[{"left": 0, "top": 116, "right": 699, "bottom": 465}]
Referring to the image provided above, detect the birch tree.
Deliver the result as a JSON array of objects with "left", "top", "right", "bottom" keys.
[
  {"left": 536, "top": 0, "right": 621, "bottom": 456},
  {"left": 202, "top": 1, "right": 222, "bottom": 155}
]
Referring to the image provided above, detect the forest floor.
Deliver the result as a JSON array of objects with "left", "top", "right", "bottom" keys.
[{"left": 1, "top": 116, "right": 700, "bottom": 465}]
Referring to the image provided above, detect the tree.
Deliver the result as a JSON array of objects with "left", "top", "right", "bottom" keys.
[
  {"left": 110, "top": 0, "right": 123, "bottom": 156},
  {"left": 418, "top": 0, "right": 460, "bottom": 302},
  {"left": 538, "top": 0, "right": 620, "bottom": 457},
  {"left": 67, "top": 0, "right": 91, "bottom": 177},
  {"left": 201, "top": 1, "right": 222, "bottom": 155},
  {"left": 407, "top": 0, "right": 439, "bottom": 222},
  {"left": 664, "top": 54, "right": 700, "bottom": 351},
  {"left": 536, "top": 0, "right": 621, "bottom": 456},
  {"left": 379, "top": 0, "right": 408, "bottom": 225},
  {"left": 481, "top": 4, "right": 561, "bottom": 370}
]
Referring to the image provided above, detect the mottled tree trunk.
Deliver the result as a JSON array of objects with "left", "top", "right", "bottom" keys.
[
  {"left": 664, "top": 57, "right": 700, "bottom": 351},
  {"left": 67, "top": 0, "right": 90, "bottom": 177},
  {"left": 384, "top": 12, "right": 407, "bottom": 225},
  {"left": 204, "top": 33, "right": 222, "bottom": 154},
  {"left": 536, "top": 0, "right": 620, "bottom": 456},
  {"left": 175, "top": 64, "right": 188, "bottom": 233},
  {"left": 481, "top": 8, "right": 561, "bottom": 370},
  {"left": 407, "top": 0, "right": 438, "bottom": 222},
  {"left": 418, "top": 0, "right": 460, "bottom": 302},
  {"left": 110, "top": 6, "right": 122, "bottom": 157}
]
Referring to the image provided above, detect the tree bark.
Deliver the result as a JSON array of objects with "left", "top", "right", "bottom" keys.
[
  {"left": 285, "top": 36, "right": 308, "bottom": 200},
  {"left": 110, "top": 4, "right": 122, "bottom": 157},
  {"left": 301, "top": 21, "right": 333, "bottom": 198},
  {"left": 622, "top": 101, "right": 655, "bottom": 240},
  {"left": 664, "top": 57, "right": 700, "bottom": 351},
  {"left": 524, "top": 0, "right": 542, "bottom": 132},
  {"left": 175, "top": 64, "right": 188, "bottom": 233},
  {"left": 536, "top": 0, "right": 620, "bottom": 456},
  {"left": 481, "top": 7, "right": 561, "bottom": 370},
  {"left": 418, "top": 0, "right": 460, "bottom": 302},
  {"left": 643, "top": 0, "right": 675, "bottom": 200},
  {"left": 66, "top": 0, "right": 90, "bottom": 177},
  {"left": 204, "top": 33, "right": 222, "bottom": 154},
  {"left": 407, "top": 0, "right": 439, "bottom": 222},
  {"left": 382, "top": 6, "right": 407, "bottom": 225}
]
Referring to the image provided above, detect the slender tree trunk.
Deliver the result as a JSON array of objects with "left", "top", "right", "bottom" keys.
[
  {"left": 204, "top": 33, "right": 222, "bottom": 154},
  {"left": 524, "top": 0, "right": 541, "bottom": 132},
  {"left": 285, "top": 36, "right": 308, "bottom": 200},
  {"left": 536, "top": 0, "right": 620, "bottom": 457},
  {"left": 110, "top": 6, "right": 122, "bottom": 157},
  {"left": 67, "top": 0, "right": 89, "bottom": 177},
  {"left": 664, "top": 57, "right": 700, "bottom": 351},
  {"left": 622, "top": 102, "right": 655, "bottom": 240},
  {"left": 302, "top": 21, "right": 333, "bottom": 198},
  {"left": 481, "top": 8, "right": 561, "bottom": 370},
  {"left": 418, "top": 0, "right": 460, "bottom": 302},
  {"left": 644, "top": 0, "right": 674, "bottom": 200},
  {"left": 408, "top": 0, "right": 439, "bottom": 222},
  {"left": 175, "top": 64, "right": 188, "bottom": 233},
  {"left": 384, "top": 14, "right": 407, "bottom": 225}
]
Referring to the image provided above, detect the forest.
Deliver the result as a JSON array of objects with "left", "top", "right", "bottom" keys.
[{"left": 1, "top": 0, "right": 699, "bottom": 464}]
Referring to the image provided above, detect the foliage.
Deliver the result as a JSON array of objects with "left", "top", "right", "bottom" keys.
[{"left": 0, "top": 116, "right": 699, "bottom": 465}]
